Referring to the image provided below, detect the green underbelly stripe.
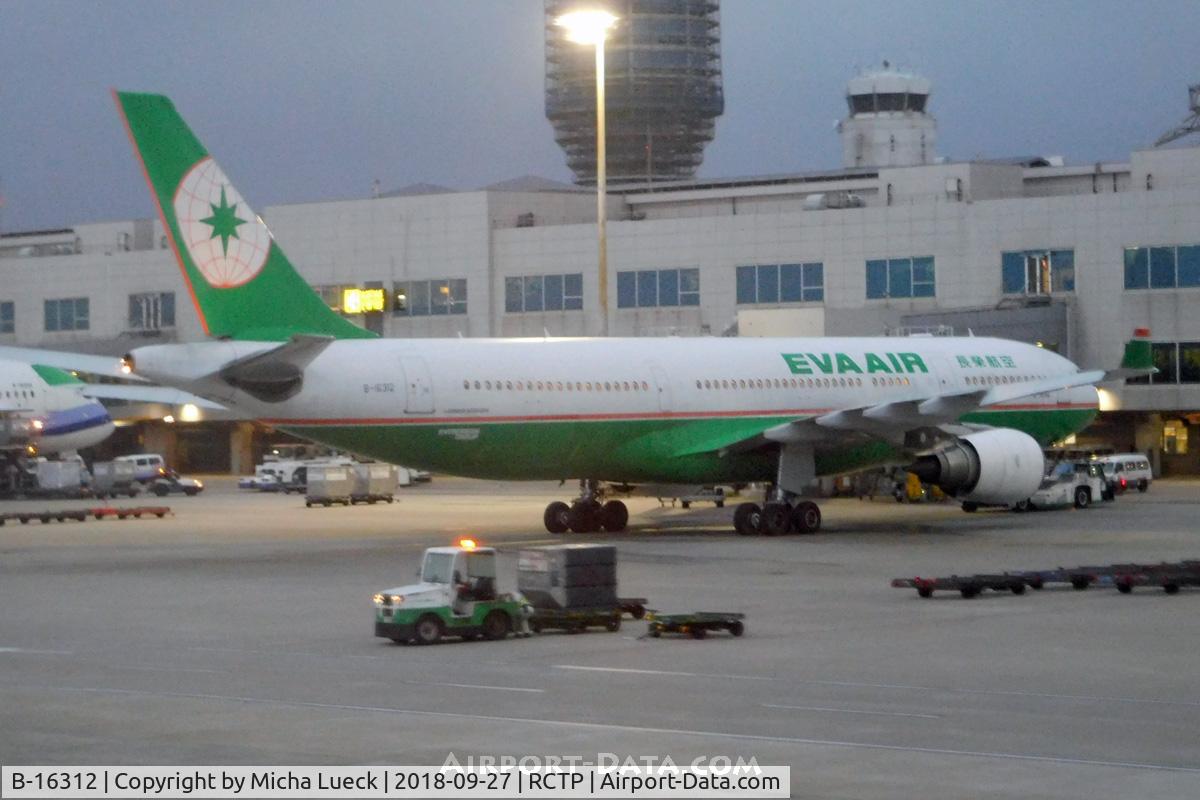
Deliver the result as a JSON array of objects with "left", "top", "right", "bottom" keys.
[{"left": 283, "top": 406, "right": 1096, "bottom": 483}]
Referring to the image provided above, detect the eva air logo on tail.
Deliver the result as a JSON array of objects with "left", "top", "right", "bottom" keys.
[{"left": 172, "top": 157, "right": 273, "bottom": 288}]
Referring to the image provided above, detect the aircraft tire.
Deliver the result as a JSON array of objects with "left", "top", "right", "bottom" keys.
[
  {"left": 568, "top": 502, "right": 600, "bottom": 534},
  {"left": 544, "top": 501, "right": 570, "bottom": 534},
  {"left": 791, "top": 501, "right": 821, "bottom": 534},
  {"left": 599, "top": 500, "right": 629, "bottom": 532},
  {"left": 760, "top": 503, "right": 790, "bottom": 536},
  {"left": 733, "top": 503, "right": 761, "bottom": 535}
]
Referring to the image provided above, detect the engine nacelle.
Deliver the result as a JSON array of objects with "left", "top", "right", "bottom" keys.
[{"left": 909, "top": 429, "right": 1045, "bottom": 505}]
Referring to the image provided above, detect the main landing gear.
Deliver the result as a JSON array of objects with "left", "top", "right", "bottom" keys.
[
  {"left": 732, "top": 493, "right": 822, "bottom": 536},
  {"left": 544, "top": 480, "right": 629, "bottom": 534}
]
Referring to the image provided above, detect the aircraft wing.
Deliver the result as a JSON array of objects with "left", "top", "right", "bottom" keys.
[
  {"left": 688, "top": 366, "right": 1145, "bottom": 459},
  {"left": 79, "top": 384, "right": 225, "bottom": 410},
  {"left": 0, "top": 345, "right": 147, "bottom": 382}
]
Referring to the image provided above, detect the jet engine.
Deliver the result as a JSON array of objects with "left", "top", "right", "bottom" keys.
[{"left": 908, "top": 429, "right": 1045, "bottom": 506}]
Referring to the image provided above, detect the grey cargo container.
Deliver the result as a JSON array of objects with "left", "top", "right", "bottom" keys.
[
  {"left": 351, "top": 463, "right": 397, "bottom": 503},
  {"left": 91, "top": 461, "right": 139, "bottom": 498},
  {"left": 305, "top": 465, "right": 353, "bottom": 506},
  {"left": 517, "top": 545, "right": 618, "bottom": 610}
]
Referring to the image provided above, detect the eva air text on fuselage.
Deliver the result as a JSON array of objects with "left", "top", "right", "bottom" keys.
[{"left": 781, "top": 352, "right": 928, "bottom": 375}]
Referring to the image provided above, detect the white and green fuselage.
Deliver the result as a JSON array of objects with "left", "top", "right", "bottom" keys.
[
  {"left": 132, "top": 336, "right": 1097, "bottom": 485},
  {"left": 111, "top": 90, "right": 1104, "bottom": 493}
]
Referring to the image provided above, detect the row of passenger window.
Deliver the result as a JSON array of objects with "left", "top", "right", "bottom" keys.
[
  {"left": 459, "top": 373, "right": 1048, "bottom": 395},
  {"left": 694, "top": 376, "right": 913, "bottom": 390},
  {"left": 463, "top": 379, "right": 651, "bottom": 392},
  {"left": 964, "top": 374, "right": 1048, "bottom": 386}
]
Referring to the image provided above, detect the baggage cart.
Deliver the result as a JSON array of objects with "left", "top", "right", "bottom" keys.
[
  {"left": 646, "top": 611, "right": 745, "bottom": 639},
  {"left": 528, "top": 597, "right": 648, "bottom": 634}
]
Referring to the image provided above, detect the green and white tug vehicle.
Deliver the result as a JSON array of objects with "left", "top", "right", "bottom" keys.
[{"left": 373, "top": 540, "right": 527, "bottom": 645}]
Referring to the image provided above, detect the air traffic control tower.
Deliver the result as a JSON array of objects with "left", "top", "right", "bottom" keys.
[
  {"left": 838, "top": 63, "right": 937, "bottom": 168},
  {"left": 544, "top": 0, "right": 725, "bottom": 185}
]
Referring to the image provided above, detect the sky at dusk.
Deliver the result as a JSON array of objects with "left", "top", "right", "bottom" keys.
[{"left": 2, "top": 0, "right": 1198, "bottom": 231}]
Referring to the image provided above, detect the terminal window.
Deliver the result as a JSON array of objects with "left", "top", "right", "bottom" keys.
[
  {"left": 866, "top": 257, "right": 935, "bottom": 299},
  {"left": 617, "top": 268, "right": 700, "bottom": 309},
  {"left": 1002, "top": 250, "right": 1074, "bottom": 294},
  {"left": 1124, "top": 245, "right": 1200, "bottom": 290},
  {"left": 1162, "top": 419, "right": 1189, "bottom": 455},
  {"left": 393, "top": 279, "right": 467, "bottom": 316},
  {"left": 44, "top": 297, "right": 88, "bottom": 332},
  {"left": 128, "top": 291, "right": 175, "bottom": 331},
  {"left": 505, "top": 273, "right": 583, "bottom": 313},
  {"left": 737, "top": 263, "right": 824, "bottom": 304},
  {"left": 0, "top": 301, "right": 12, "bottom": 334}
]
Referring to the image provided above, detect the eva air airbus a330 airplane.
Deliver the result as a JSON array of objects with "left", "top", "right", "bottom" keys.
[{"left": 110, "top": 91, "right": 1150, "bottom": 535}]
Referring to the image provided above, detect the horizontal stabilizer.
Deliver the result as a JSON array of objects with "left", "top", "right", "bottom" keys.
[
  {"left": 80, "top": 384, "right": 225, "bottom": 410},
  {"left": 0, "top": 346, "right": 147, "bottom": 382},
  {"left": 1099, "top": 366, "right": 1156, "bottom": 382}
]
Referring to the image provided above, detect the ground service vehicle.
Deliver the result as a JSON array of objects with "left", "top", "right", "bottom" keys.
[
  {"left": 1095, "top": 454, "right": 1153, "bottom": 493},
  {"left": 1018, "top": 461, "right": 1109, "bottom": 510},
  {"left": 149, "top": 467, "right": 204, "bottom": 496},
  {"left": 374, "top": 540, "right": 526, "bottom": 645},
  {"left": 114, "top": 453, "right": 166, "bottom": 483}
]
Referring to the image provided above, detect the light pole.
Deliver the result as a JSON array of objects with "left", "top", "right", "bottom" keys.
[{"left": 554, "top": 9, "right": 618, "bottom": 336}]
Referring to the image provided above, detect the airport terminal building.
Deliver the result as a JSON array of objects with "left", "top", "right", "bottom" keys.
[{"left": 3, "top": 69, "right": 1200, "bottom": 474}]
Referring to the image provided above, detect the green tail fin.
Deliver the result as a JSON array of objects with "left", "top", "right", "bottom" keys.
[
  {"left": 31, "top": 365, "right": 83, "bottom": 386},
  {"left": 1120, "top": 328, "right": 1153, "bottom": 370},
  {"left": 113, "top": 91, "right": 373, "bottom": 342}
]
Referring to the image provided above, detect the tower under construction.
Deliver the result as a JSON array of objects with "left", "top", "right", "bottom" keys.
[{"left": 544, "top": 0, "right": 725, "bottom": 185}]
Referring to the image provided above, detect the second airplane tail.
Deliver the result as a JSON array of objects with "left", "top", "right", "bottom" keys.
[{"left": 113, "top": 91, "right": 373, "bottom": 342}]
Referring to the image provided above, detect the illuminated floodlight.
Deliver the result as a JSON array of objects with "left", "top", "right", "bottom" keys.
[{"left": 554, "top": 9, "right": 618, "bottom": 45}]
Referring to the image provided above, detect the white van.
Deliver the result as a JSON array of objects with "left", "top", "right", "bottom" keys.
[
  {"left": 1094, "top": 454, "right": 1153, "bottom": 493},
  {"left": 114, "top": 453, "right": 166, "bottom": 483}
]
